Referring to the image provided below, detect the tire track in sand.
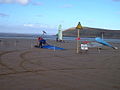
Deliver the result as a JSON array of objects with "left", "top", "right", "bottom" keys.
[
  {"left": 0, "top": 50, "right": 46, "bottom": 76},
  {"left": 1, "top": 49, "right": 119, "bottom": 76},
  {"left": 19, "top": 50, "right": 34, "bottom": 71},
  {"left": 19, "top": 50, "right": 54, "bottom": 71},
  {"left": 0, "top": 50, "right": 17, "bottom": 71},
  {"left": 19, "top": 50, "right": 97, "bottom": 72}
]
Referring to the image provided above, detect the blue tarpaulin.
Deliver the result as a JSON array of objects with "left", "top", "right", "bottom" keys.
[{"left": 42, "top": 45, "right": 65, "bottom": 50}]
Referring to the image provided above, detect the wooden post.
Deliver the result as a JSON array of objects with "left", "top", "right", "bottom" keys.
[
  {"left": 77, "top": 29, "right": 80, "bottom": 53},
  {"left": 101, "top": 32, "right": 104, "bottom": 40},
  {"left": 76, "top": 22, "right": 82, "bottom": 54}
]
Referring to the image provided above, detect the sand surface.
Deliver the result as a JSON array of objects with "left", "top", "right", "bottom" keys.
[{"left": 0, "top": 38, "right": 120, "bottom": 90}]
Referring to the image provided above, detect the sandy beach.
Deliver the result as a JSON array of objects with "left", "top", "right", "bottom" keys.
[{"left": 0, "top": 38, "right": 120, "bottom": 90}]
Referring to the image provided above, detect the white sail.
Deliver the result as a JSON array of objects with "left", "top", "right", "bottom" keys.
[{"left": 58, "top": 24, "right": 63, "bottom": 41}]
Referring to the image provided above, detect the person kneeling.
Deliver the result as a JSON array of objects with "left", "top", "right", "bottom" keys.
[{"left": 38, "top": 37, "right": 48, "bottom": 48}]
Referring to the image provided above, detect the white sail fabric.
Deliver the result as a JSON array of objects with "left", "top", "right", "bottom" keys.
[{"left": 58, "top": 25, "right": 63, "bottom": 41}]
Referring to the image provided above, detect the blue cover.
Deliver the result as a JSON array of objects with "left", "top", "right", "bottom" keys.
[
  {"left": 42, "top": 45, "right": 65, "bottom": 50},
  {"left": 95, "top": 37, "right": 113, "bottom": 48}
]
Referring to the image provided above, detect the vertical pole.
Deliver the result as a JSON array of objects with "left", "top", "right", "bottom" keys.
[
  {"left": 77, "top": 29, "right": 80, "bottom": 53},
  {"left": 14, "top": 40, "right": 17, "bottom": 47},
  {"left": 102, "top": 32, "right": 104, "bottom": 40},
  {"left": 76, "top": 22, "right": 82, "bottom": 54},
  {"left": 0, "top": 41, "right": 1, "bottom": 48},
  {"left": 53, "top": 44, "right": 56, "bottom": 56},
  {"left": 30, "top": 40, "right": 32, "bottom": 48},
  {"left": 54, "top": 45, "right": 56, "bottom": 52}
]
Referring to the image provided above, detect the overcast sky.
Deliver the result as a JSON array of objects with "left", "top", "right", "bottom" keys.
[{"left": 0, "top": 0, "right": 120, "bottom": 34}]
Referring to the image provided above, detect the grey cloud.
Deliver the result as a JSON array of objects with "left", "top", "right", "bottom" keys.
[
  {"left": 0, "top": 13, "right": 9, "bottom": 17},
  {"left": 112, "top": 0, "right": 120, "bottom": 1},
  {"left": 0, "top": 0, "right": 31, "bottom": 5},
  {"left": 32, "top": 2, "right": 43, "bottom": 6}
]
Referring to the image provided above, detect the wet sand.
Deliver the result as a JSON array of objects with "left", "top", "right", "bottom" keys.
[{"left": 0, "top": 38, "right": 120, "bottom": 90}]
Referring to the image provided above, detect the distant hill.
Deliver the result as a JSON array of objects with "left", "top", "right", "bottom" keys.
[{"left": 63, "top": 27, "right": 120, "bottom": 39}]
